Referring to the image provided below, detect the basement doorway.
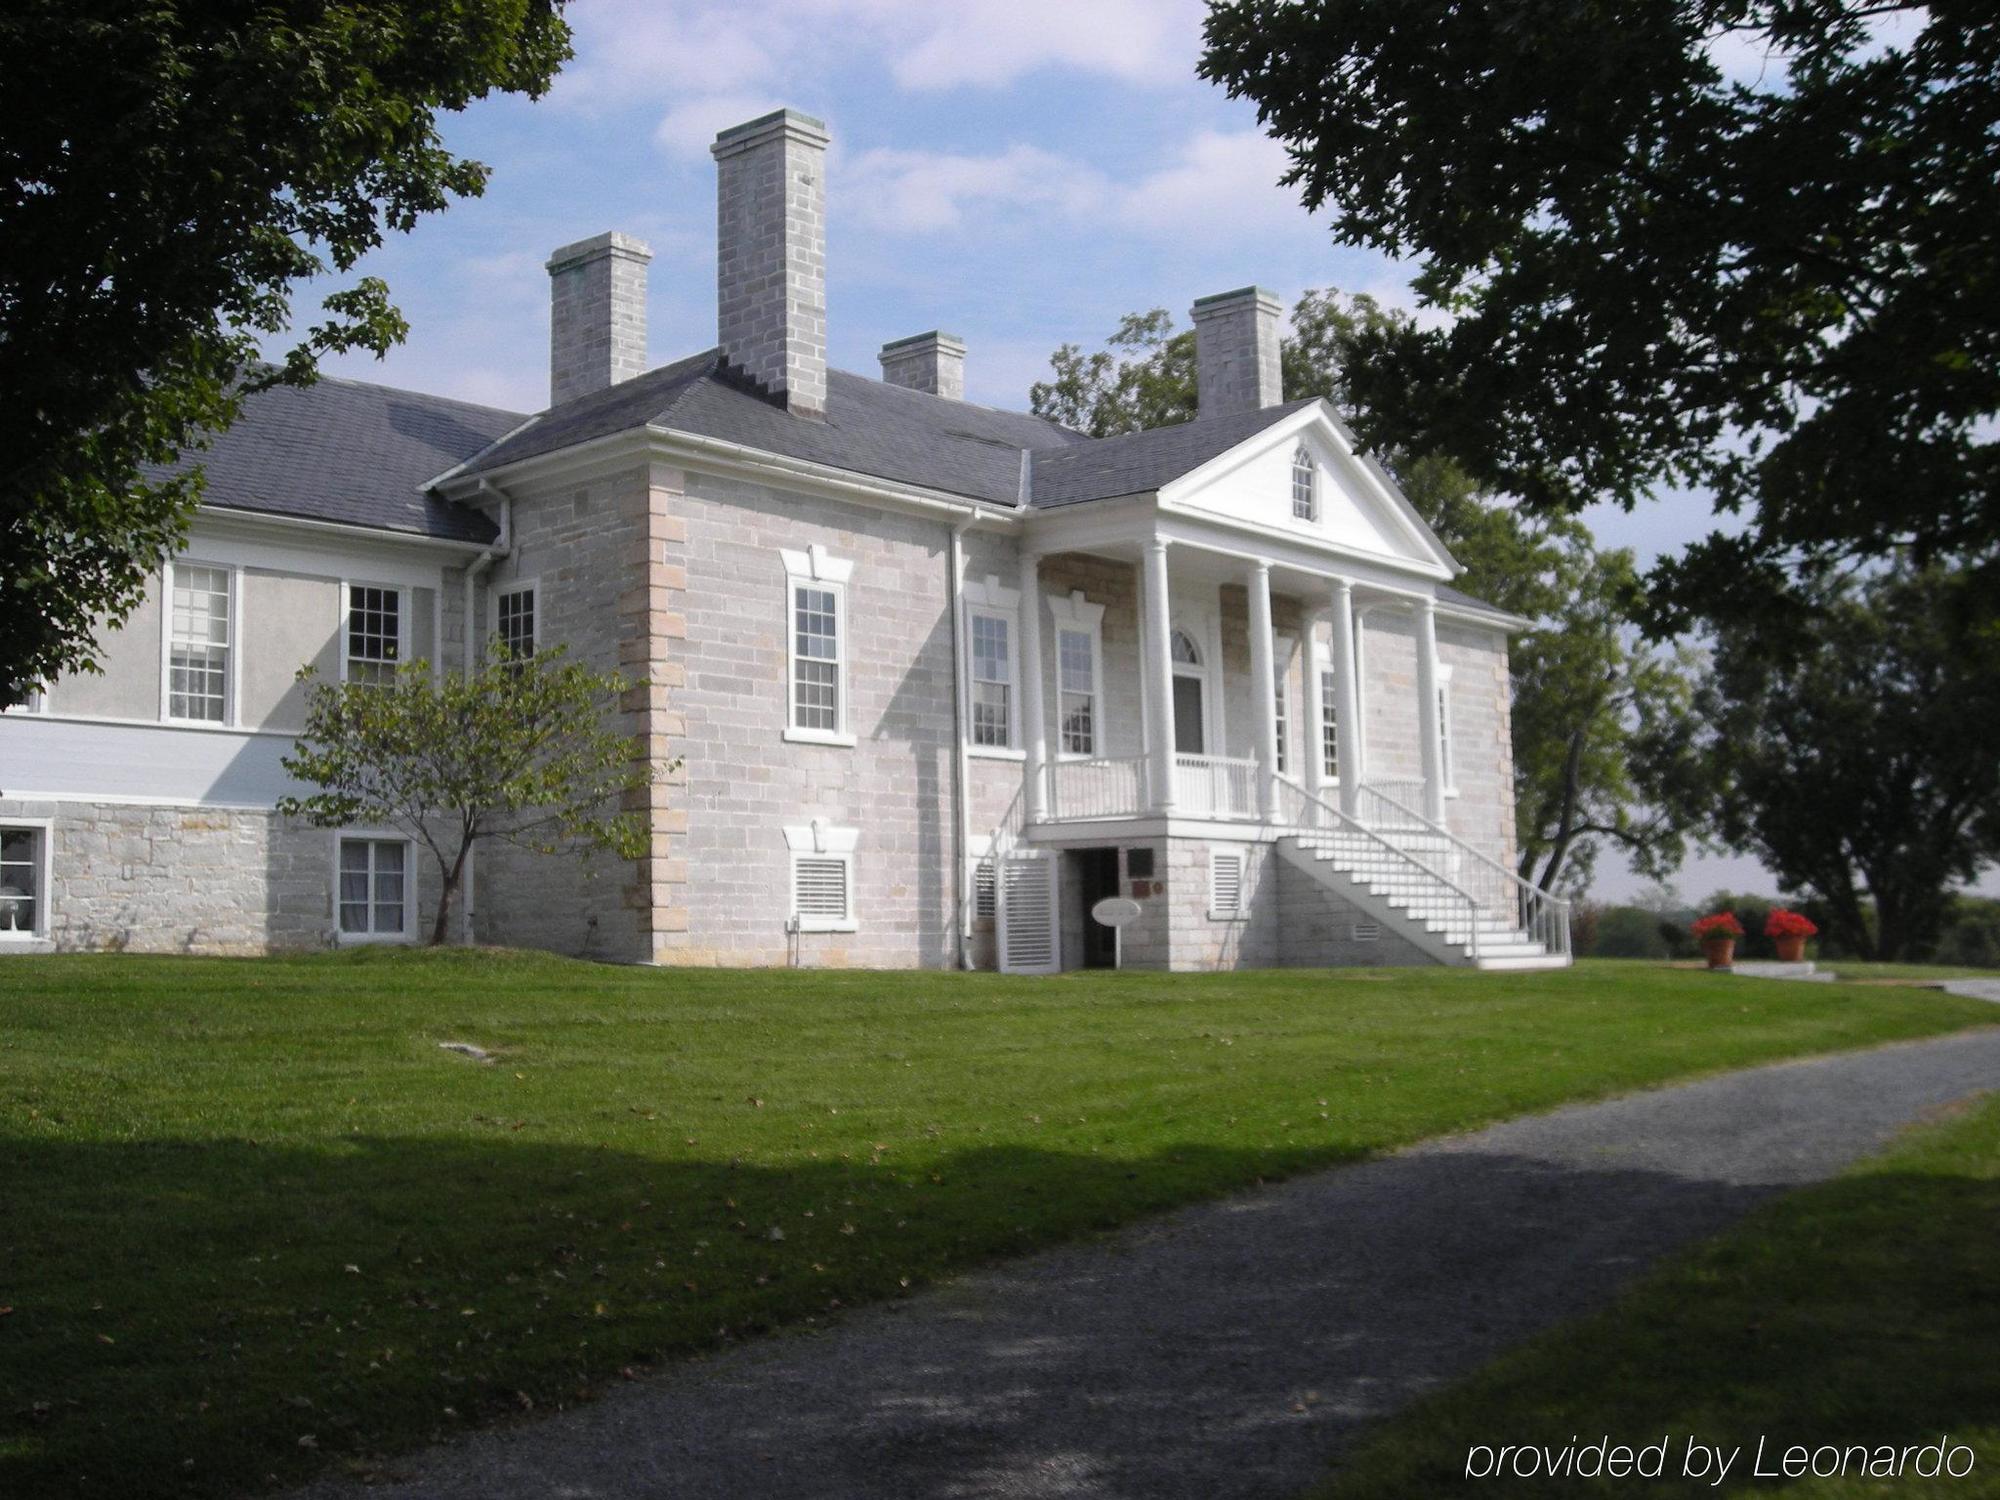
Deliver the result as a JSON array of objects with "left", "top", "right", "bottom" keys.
[{"left": 1070, "top": 846, "right": 1122, "bottom": 969}]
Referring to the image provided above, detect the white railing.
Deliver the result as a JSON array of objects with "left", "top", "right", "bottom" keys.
[
  {"left": 1359, "top": 778, "right": 1427, "bottom": 829},
  {"left": 1174, "top": 753, "right": 1260, "bottom": 820},
  {"left": 1351, "top": 782, "right": 1572, "bottom": 959},
  {"left": 960, "top": 778, "right": 1028, "bottom": 947},
  {"left": 1045, "top": 756, "right": 1149, "bottom": 821},
  {"left": 1276, "top": 777, "right": 1486, "bottom": 961}
]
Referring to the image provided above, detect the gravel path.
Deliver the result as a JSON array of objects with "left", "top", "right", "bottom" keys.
[
  {"left": 1940, "top": 979, "right": 2000, "bottom": 1003},
  {"left": 301, "top": 1029, "right": 2000, "bottom": 1500}
]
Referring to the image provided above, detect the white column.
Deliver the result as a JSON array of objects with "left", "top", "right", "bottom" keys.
[
  {"left": 1019, "top": 551, "right": 1048, "bottom": 821},
  {"left": 1142, "top": 538, "right": 1176, "bottom": 813},
  {"left": 1330, "top": 578, "right": 1362, "bottom": 818},
  {"left": 1414, "top": 595, "right": 1445, "bottom": 824},
  {"left": 1246, "top": 561, "right": 1279, "bottom": 821},
  {"left": 1302, "top": 613, "right": 1327, "bottom": 789}
]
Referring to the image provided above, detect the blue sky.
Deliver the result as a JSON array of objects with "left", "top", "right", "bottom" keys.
[{"left": 289, "top": 0, "right": 1972, "bottom": 905}]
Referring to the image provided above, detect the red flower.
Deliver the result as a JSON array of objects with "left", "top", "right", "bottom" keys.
[
  {"left": 1765, "top": 909, "right": 1819, "bottom": 938},
  {"left": 1692, "top": 911, "right": 1745, "bottom": 940}
]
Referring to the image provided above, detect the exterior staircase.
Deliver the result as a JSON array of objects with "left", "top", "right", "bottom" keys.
[{"left": 1275, "top": 778, "right": 1571, "bottom": 971}]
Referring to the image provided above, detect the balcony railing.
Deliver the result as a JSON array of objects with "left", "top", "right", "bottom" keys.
[
  {"left": 1045, "top": 756, "right": 1149, "bottom": 821},
  {"left": 1173, "top": 753, "right": 1260, "bottom": 820}
]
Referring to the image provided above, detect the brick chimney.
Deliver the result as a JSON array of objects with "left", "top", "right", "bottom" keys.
[
  {"left": 711, "top": 109, "right": 830, "bottom": 420},
  {"left": 1190, "top": 286, "right": 1283, "bottom": 417},
  {"left": 545, "top": 231, "right": 652, "bottom": 407},
  {"left": 878, "top": 331, "right": 965, "bottom": 400}
]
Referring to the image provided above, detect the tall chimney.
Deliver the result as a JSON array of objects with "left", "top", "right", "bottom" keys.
[
  {"left": 711, "top": 109, "right": 830, "bottom": 420},
  {"left": 878, "top": 331, "right": 965, "bottom": 400},
  {"left": 1190, "top": 286, "right": 1283, "bottom": 417},
  {"left": 545, "top": 231, "right": 652, "bottom": 407}
]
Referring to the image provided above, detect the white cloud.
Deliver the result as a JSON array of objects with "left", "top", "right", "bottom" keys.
[
  {"left": 843, "top": 144, "right": 1104, "bottom": 232},
  {"left": 879, "top": 0, "right": 1204, "bottom": 90},
  {"left": 654, "top": 93, "right": 793, "bottom": 159},
  {"left": 1111, "top": 130, "right": 1307, "bottom": 235}
]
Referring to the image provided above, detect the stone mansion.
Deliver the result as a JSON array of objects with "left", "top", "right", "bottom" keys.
[{"left": 0, "top": 109, "right": 1568, "bottom": 972}]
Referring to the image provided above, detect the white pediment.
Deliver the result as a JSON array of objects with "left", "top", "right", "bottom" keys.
[{"left": 1157, "top": 404, "right": 1455, "bottom": 574}]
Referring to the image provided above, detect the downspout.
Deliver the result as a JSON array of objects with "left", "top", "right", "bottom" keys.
[
  {"left": 949, "top": 518, "right": 974, "bottom": 970},
  {"left": 454, "top": 479, "right": 513, "bottom": 945}
]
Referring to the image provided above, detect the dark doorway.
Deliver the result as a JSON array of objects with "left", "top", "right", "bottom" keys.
[{"left": 1076, "top": 847, "right": 1121, "bottom": 969}]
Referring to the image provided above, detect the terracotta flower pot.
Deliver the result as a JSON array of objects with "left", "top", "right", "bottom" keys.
[
  {"left": 1703, "top": 936, "right": 1736, "bottom": 969},
  {"left": 1773, "top": 934, "right": 1807, "bottom": 962}
]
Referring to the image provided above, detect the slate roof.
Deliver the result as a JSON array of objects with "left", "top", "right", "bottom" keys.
[
  {"left": 154, "top": 375, "right": 520, "bottom": 543},
  {"left": 456, "top": 351, "right": 1087, "bottom": 507},
  {"left": 1026, "top": 398, "right": 1321, "bottom": 507}
]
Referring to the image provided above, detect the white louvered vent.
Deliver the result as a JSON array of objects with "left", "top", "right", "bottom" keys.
[
  {"left": 974, "top": 859, "right": 997, "bottom": 919},
  {"left": 793, "top": 855, "right": 850, "bottom": 926},
  {"left": 1352, "top": 921, "right": 1381, "bottom": 943},
  {"left": 1210, "top": 851, "right": 1245, "bottom": 918},
  {"left": 999, "top": 857, "right": 1058, "bottom": 973}
]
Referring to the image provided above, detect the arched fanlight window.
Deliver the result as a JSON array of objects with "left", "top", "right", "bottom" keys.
[
  {"left": 1291, "top": 442, "right": 1318, "bottom": 521},
  {"left": 1171, "top": 629, "right": 1201, "bottom": 666}
]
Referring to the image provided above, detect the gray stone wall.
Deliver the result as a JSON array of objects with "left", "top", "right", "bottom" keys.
[
  {"left": 546, "top": 232, "right": 652, "bottom": 408},
  {"left": 1273, "top": 851, "right": 1434, "bottom": 968},
  {"left": 712, "top": 111, "right": 829, "bottom": 419},
  {"left": 1190, "top": 287, "right": 1283, "bottom": 417},
  {"left": 0, "top": 798, "right": 441, "bottom": 955}
]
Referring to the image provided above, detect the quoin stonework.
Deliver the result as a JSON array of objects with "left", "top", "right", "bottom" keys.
[{"left": 0, "top": 108, "right": 1567, "bottom": 973}]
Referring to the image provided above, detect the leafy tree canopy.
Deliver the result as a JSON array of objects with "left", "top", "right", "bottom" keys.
[
  {"left": 1031, "top": 291, "right": 1704, "bottom": 893},
  {"left": 1200, "top": 1, "right": 2000, "bottom": 632},
  {"left": 0, "top": 1, "right": 571, "bottom": 707},
  {"left": 1693, "top": 564, "right": 2000, "bottom": 960},
  {"left": 279, "top": 647, "right": 654, "bottom": 945}
]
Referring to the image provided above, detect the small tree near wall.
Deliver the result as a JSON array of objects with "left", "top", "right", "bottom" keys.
[{"left": 280, "top": 647, "right": 657, "bottom": 945}]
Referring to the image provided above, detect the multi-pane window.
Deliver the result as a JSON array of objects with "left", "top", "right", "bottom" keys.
[
  {"left": 347, "top": 585, "right": 402, "bottom": 686},
  {"left": 1291, "top": 443, "right": 1318, "bottom": 521},
  {"left": 1438, "top": 680, "right": 1456, "bottom": 791},
  {"left": 792, "top": 853, "right": 853, "bottom": 930},
  {"left": 969, "top": 610, "right": 1013, "bottom": 749},
  {"left": 338, "top": 838, "right": 407, "bottom": 938},
  {"left": 1057, "top": 627, "right": 1096, "bottom": 756},
  {"left": 1272, "top": 649, "right": 1290, "bottom": 775},
  {"left": 792, "top": 583, "right": 842, "bottom": 732},
  {"left": 168, "top": 564, "right": 231, "bottom": 722},
  {"left": 1320, "top": 668, "right": 1340, "bottom": 782},
  {"left": 0, "top": 827, "right": 42, "bottom": 936},
  {"left": 496, "top": 584, "right": 536, "bottom": 662}
]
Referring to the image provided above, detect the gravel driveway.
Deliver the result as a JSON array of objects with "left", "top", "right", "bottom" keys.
[{"left": 299, "top": 1028, "right": 2000, "bottom": 1500}]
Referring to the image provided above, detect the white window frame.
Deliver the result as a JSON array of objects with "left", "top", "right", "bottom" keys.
[
  {"left": 966, "top": 605, "right": 1019, "bottom": 752},
  {"left": 160, "top": 558, "right": 239, "bottom": 727},
  {"left": 784, "top": 821, "right": 859, "bottom": 932},
  {"left": 4, "top": 686, "right": 45, "bottom": 715},
  {"left": 1272, "top": 633, "right": 1294, "bottom": 777},
  {"left": 781, "top": 546, "right": 856, "bottom": 747},
  {"left": 0, "top": 818, "right": 54, "bottom": 941},
  {"left": 1319, "top": 666, "right": 1340, "bottom": 786},
  {"left": 1291, "top": 442, "right": 1319, "bottom": 522},
  {"left": 1208, "top": 848, "right": 1247, "bottom": 921},
  {"left": 1436, "top": 662, "right": 1458, "bottom": 796},
  {"left": 333, "top": 830, "right": 417, "bottom": 945},
  {"left": 960, "top": 572, "right": 1024, "bottom": 760},
  {"left": 341, "top": 580, "right": 408, "bottom": 686},
  {"left": 1047, "top": 589, "right": 1105, "bottom": 761},
  {"left": 492, "top": 577, "right": 540, "bottom": 661}
]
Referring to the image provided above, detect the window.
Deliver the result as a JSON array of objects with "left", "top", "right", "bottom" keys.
[
  {"left": 0, "top": 825, "right": 47, "bottom": 938},
  {"left": 1272, "top": 637, "right": 1292, "bottom": 776},
  {"left": 1319, "top": 668, "right": 1339, "bottom": 781},
  {"left": 1291, "top": 443, "right": 1318, "bottom": 521},
  {"left": 346, "top": 585, "right": 402, "bottom": 686},
  {"left": 968, "top": 610, "right": 1013, "bottom": 748},
  {"left": 5, "top": 685, "right": 44, "bottom": 714},
  {"left": 338, "top": 837, "right": 409, "bottom": 940},
  {"left": 168, "top": 563, "right": 231, "bottom": 722},
  {"left": 1436, "top": 666, "right": 1456, "bottom": 792},
  {"left": 1209, "top": 849, "right": 1245, "bottom": 919},
  {"left": 1058, "top": 628, "right": 1096, "bottom": 755},
  {"left": 782, "top": 547, "right": 854, "bottom": 744},
  {"left": 495, "top": 583, "right": 537, "bottom": 662}
]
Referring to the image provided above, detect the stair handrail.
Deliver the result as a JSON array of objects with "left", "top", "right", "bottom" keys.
[
  {"left": 957, "top": 777, "right": 1028, "bottom": 953},
  {"left": 1350, "top": 783, "right": 1572, "bottom": 959},
  {"left": 1274, "top": 776, "right": 1485, "bottom": 963}
]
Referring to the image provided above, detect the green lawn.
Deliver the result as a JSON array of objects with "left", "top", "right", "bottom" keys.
[
  {"left": 1, "top": 952, "right": 1992, "bottom": 1499},
  {"left": 1314, "top": 1089, "right": 2000, "bottom": 1498}
]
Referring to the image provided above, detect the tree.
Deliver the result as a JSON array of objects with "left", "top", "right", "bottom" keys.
[
  {"left": 278, "top": 648, "right": 654, "bottom": 946},
  {"left": 1031, "top": 292, "right": 1703, "bottom": 892},
  {"left": 0, "top": 1, "right": 571, "bottom": 708},
  {"left": 1199, "top": 1, "right": 2000, "bottom": 633},
  {"left": 1694, "top": 565, "right": 2000, "bottom": 960}
]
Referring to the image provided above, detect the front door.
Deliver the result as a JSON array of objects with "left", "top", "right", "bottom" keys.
[
  {"left": 1076, "top": 847, "right": 1121, "bottom": 969},
  {"left": 1172, "top": 674, "right": 1206, "bottom": 755}
]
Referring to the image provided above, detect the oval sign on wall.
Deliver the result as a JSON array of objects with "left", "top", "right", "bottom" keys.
[{"left": 1091, "top": 896, "right": 1143, "bottom": 929}]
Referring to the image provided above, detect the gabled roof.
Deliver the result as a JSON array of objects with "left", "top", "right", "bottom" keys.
[
  {"left": 150, "top": 375, "right": 516, "bottom": 544},
  {"left": 456, "top": 352, "right": 1088, "bottom": 507},
  {"left": 1025, "top": 398, "right": 1321, "bottom": 508}
]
